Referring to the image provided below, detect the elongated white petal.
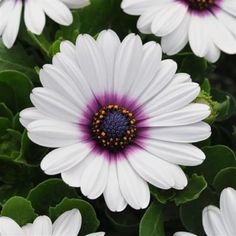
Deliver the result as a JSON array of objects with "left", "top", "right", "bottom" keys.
[
  {"left": 24, "top": 0, "right": 45, "bottom": 34},
  {"left": 174, "top": 232, "right": 197, "bottom": 236},
  {"left": 52, "top": 209, "right": 81, "bottom": 236},
  {"left": 104, "top": 161, "right": 127, "bottom": 212},
  {"left": 0, "top": 217, "right": 24, "bottom": 236},
  {"left": 117, "top": 158, "right": 150, "bottom": 209},
  {"left": 202, "top": 206, "right": 228, "bottom": 236},
  {"left": 41, "top": 143, "right": 91, "bottom": 175},
  {"left": 32, "top": 216, "right": 52, "bottom": 236}
]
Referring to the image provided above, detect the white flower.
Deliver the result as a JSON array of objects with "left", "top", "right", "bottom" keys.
[
  {"left": 121, "top": 0, "right": 236, "bottom": 62},
  {"left": 20, "top": 29, "right": 211, "bottom": 212},
  {"left": 0, "top": 209, "right": 105, "bottom": 236},
  {"left": 174, "top": 187, "right": 236, "bottom": 236},
  {"left": 0, "top": 0, "right": 90, "bottom": 48}
]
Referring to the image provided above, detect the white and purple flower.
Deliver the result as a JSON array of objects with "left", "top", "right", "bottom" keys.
[
  {"left": 0, "top": 0, "right": 90, "bottom": 48},
  {"left": 121, "top": 0, "right": 236, "bottom": 62},
  {"left": 20, "top": 30, "right": 211, "bottom": 211}
]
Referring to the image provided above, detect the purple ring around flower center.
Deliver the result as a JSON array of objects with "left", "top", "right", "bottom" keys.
[
  {"left": 78, "top": 93, "right": 149, "bottom": 160},
  {"left": 176, "top": 0, "right": 222, "bottom": 15}
]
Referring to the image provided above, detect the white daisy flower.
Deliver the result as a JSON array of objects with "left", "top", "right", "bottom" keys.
[
  {"left": 0, "top": 0, "right": 90, "bottom": 48},
  {"left": 20, "top": 30, "right": 211, "bottom": 212},
  {"left": 0, "top": 209, "right": 105, "bottom": 236},
  {"left": 174, "top": 187, "right": 236, "bottom": 236},
  {"left": 121, "top": 0, "right": 236, "bottom": 62}
]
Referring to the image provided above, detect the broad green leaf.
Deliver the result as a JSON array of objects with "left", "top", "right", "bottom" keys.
[
  {"left": 0, "top": 41, "right": 38, "bottom": 80},
  {"left": 150, "top": 186, "right": 175, "bottom": 204},
  {"left": 201, "top": 79, "right": 211, "bottom": 95},
  {"left": 1, "top": 196, "right": 37, "bottom": 226},
  {"left": 192, "top": 145, "right": 236, "bottom": 183},
  {"left": 213, "top": 167, "right": 236, "bottom": 192},
  {"left": 0, "top": 117, "right": 11, "bottom": 136},
  {"left": 27, "top": 178, "right": 78, "bottom": 215},
  {"left": 139, "top": 201, "right": 164, "bottom": 236},
  {"left": 0, "top": 71, "right": 33, "bottom": 112},
  {"left": 0, "top": 103, "right": 13, "bottom": 120},
  {"left": 174, "top": 174, "right": 207, "bottom": 205},
  {"left": 49, "top": 197, "right": 100, "bottom": 236}
]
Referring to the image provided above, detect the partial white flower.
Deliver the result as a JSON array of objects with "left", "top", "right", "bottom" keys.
[
  {"left": 0, "top": 0, "right": 90, "bottom": 48},
  {"left": 174, "top": 187, "right": 236, "bottom": 236},
  {"left": 0, "top": 209, "right": 105, "bottom": 236},
  {"left": 121, "top": 0, "right": 236, "bottom": 62},
  {"left": 20, "top": 30, "right": 211, "bottom": 212}
]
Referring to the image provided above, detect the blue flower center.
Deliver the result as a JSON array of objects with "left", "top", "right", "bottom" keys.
[{"left": 91, "top": 105, "right": 137, "bottom": 152}]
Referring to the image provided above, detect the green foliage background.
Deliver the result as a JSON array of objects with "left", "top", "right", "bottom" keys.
[{"left": 0, "top": 0, "right": 235, "bottom": 235}]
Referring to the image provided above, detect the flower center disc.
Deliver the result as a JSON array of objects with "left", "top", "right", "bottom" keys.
[
  {"left": 183, "top": 0, "right": 215, "bottom": 11},
  {"left": 91, "top": 105, "right": 137, "bottom": 152}
]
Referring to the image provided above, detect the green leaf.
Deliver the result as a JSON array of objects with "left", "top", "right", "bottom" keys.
[
  {"left": 0, "top": 117, "right": 11, "bottom": 136},
  {"left": 49, "top": 198, "right": 100, "bottom": 236},
  {"left": 0, "top": 70, "right": 33, "bottom": 112},
  {"left": 213, "top": 167, "right": 236, "bottom": 192},
  {"left": 27, "top": 178, "right": 78, "bottom": 215},
  {"left": 1, "top": 196, "right": 37, "bottom": 226},
  {"left": 150, "top": 186, "right": 175, "bottom": 204},
  {"left": 0, "top": 41, "right": 38, "bottom": 80},
  {"left": 139, "top": 201, "right": 164, "bottom": 236},
  {"left": 174, "top": 174, "right": 207, "bottom": 205},
  {"left": 212, "top": 89, "right": 236, "bottom": 121},
  {"left": 0, "top": 103, "right": 13, "bottom": 119},
  {"left": 192, "top": 145, "right": 236, "bottom": 184}
]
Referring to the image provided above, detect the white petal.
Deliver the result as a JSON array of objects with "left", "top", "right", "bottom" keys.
[
  {"left": 24, "top": 0, "right": 46, "bottom": 34},
  {"left": 97, "top": 29, "right": 121, "bottom": 92},
  {"left": 121, "top": 0, "right": 158, "bottom": 15},
  {"left": 0, "top": 217, "right": 24, "bottom": 236},
  {"left": 188, "top": 14, "right": 210, "bottom": 57},
  {"left": 113, "top": 34, "right": 143, "bottom": 96},
  {"left": 39, "top": 65, "right": 84, "bottom": 108},
  {"left": 146, "top": 103, "right": 211, "bottom": 126},
  {"left": 131, "top": 41, "right": 162, "bottom": 99},
  {"left": 40, "top": 143, "right": 91, "bottom": 175},
  {"left": 151, "top": 2, "right": 187, "bottom": 36},
  {"left": 40, "top": 0, "right": 73, "bottom": 25},
  {"left": 85, "top": 233, "right": 105, "bottom": 236},
  {"left": 61, "top": 0, "right": 90, "bottom": 9},
  {"left": 2, "top": 0, "right": 22, "bottom": 48},
  {"left": 202, "top": 206, "right": 228, "bottom": 236},
  {"left": 128, "top": 148, "right": 187, "bottom": 190},
  {"left": 144, "top": 82, "right": 200, "bottom": 116},
  {"left": 61, "top": 153, "right": 94, "bottom": 187},
  {"left": 30, "top": 87, "right": 83, "bottom": 123},
  {"left": 104, "top": 161, "right": 127, "bottom": 212},
  {"left": 20, "top": 107, "right": 48, "bottom": 128},
  {"left": 145, "top": 122, "right": 211, "bottom": 143},
  {"left": 22, "top": 223, "right": 33, "bottom": 236},
  {"left": 220, "top": 0, "right": 236, "bottom": 17},
  {"left": 138, "top": 59, "right": 177, "bottom": 104},
  {"left": 174, "top": 232, "right": 197, "bottom": 236},
  {"left": 52, "top": 209, "right": 81, "bottom": 236},
  {"left": 171, "top": 73, "right": 192, "bottom": 85},
  {"left": 117, "top": 158, "right": 150, "bottom": 209},
  {"left": 52, "top": 52, "right": 93, "bottom": 104},
  {"left": 27, "top": 119, "right": 80, "bottom": 148},
  {"left": 206, "top": 12, "right": 236, "bottom": 54},
  {"left": 32, "top": 216, "right": 52, "bottom": 236},
  {"left": 205, "top": 42, "right": 221, "bottom": 63},
  {"left": 220, "top": 187, "right": 236, "bottom": 235},
  {"left": 81, "top": 153, "right": 109, "bottom": 199},
  {"left": 60, "top": 40, "right": 76, "bottom": 60},
  {"left": 76, "top": 34, "right": 107, "bottom": 95},
  {"left": 142, "top": 139, "right": 205, "bottom": 166},
  {"left": 161, "top": 15, "right": 190, "bottom": 55}
]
